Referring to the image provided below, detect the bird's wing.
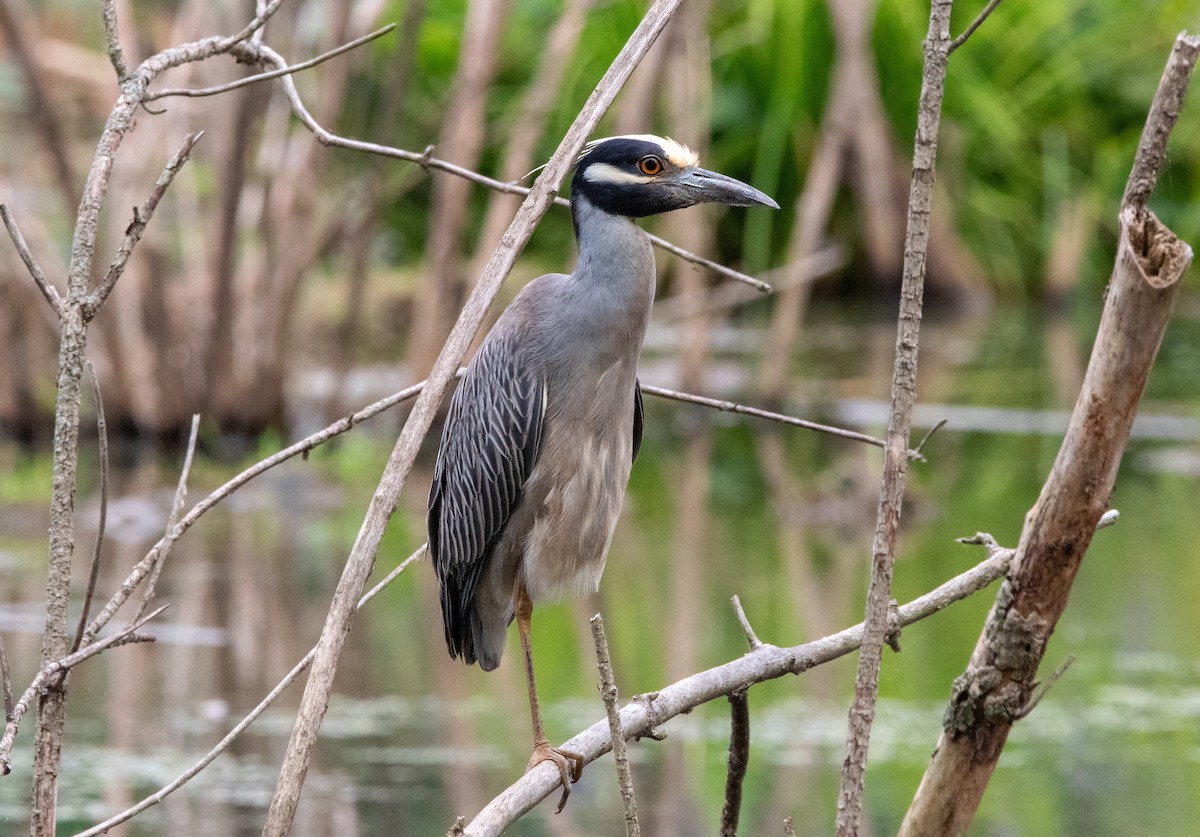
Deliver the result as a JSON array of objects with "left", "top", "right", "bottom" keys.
[
  {"left": 632, "top": 378, "right": 644, "bottom": 464},
  {"left": 427, "top": 331, "right": 546, "bottom": 662}
]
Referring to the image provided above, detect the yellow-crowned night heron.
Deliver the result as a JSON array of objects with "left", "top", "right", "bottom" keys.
[{"left": 428, "top": 135, "right": 777, "bottom": 807}]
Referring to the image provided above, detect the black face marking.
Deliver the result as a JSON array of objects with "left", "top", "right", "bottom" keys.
[{"left": 571, "top": 138, "right": 697, "bottom": 219}]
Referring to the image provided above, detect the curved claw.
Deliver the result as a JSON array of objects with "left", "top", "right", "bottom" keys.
[{"left": 527, "top": 743, "right": 585, "bottom": 813}]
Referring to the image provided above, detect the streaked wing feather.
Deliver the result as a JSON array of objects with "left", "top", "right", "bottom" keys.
[{"left": 427, "top": 333, "right": 545, "bottom": 663}]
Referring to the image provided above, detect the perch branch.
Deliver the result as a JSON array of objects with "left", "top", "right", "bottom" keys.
[
  {"left": 591, "top": 614, "right": 639, "bottom": 837},
  {"left": 463, "top": 545, "right": 1014, "bottom": 836},
  {"left": 0, "top": 203, "right": 61, "bottom": 315}
]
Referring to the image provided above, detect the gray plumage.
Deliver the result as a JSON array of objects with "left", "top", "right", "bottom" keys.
[
  {"left": 427, "top": 134, "right": 777, "bottom": 679},
  {"left": 429, "top": 196, "right": 651, "bottom": 670}
]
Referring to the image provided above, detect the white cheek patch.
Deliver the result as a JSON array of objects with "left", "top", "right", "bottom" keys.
[{"left": 583, "top": 162, "right": 655, "bottom": 186}]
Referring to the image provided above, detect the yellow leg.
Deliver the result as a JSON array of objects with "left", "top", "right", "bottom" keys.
[{"left": 516, "top": 583, "right": 584, "bottom": 812}]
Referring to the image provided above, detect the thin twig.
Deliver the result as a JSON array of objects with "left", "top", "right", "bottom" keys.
[
  {"left": 720, "top": 690, "right": 751, "bottom": 837},
  {"left": 0, "top": 203, "right": 62, "bottom": 315},
  {"left": 948, "top": 0, "right": 1005, "bottom": 54},
  {"left": 84, "top": 131, "right": 204, "bottom": 319},
  {"left": 0, "top": 636, "right": 12, "bottom": 722},
  {"left": 730, "top": 596, "right": 763, "bottom": 651},
  {"left": 591, "top": 614, "right": 639, "bottom": 837},
  {"left": 231, "top": 40, "right": 770, "bottom": 294},
  {"left": 72, "top": 363, "right": 109, "bottom": 654},
  {"left": 73, "top": 546, "right": 426, "bottom": 837},
  {"left": 912, "top": 418, "right": 948, "bottom": 459},
  {"left": 1012, "top": 654, "right": 1075, "bottom": 721},
  {"left": 147, "top": 25, "right": 397, "bottom": 101},
  {"left": 640, "top": 383, "right": 915, "bottom": 456},
  {"left": 0, "top": 605, "right": 167, "bottom": 776},
  {"left": 100, "top": 0, "right": 129, "bottom": 81},
  {"left": 129, "top": 414, "right": 199, "bottom": 625}
]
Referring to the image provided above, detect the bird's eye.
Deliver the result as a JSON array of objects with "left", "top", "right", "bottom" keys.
[{"left": 638, "top": 155, "right": 664, "bottom": 176}]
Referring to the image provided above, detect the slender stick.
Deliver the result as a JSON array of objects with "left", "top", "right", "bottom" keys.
[
  {"left": 130, "top": 414, "right": 199, "bottom": 625},
  {"left": 85, "top": 131, "right": 204, "bottom": 318},
  {"left": 147, "top": 25, "right": 397, "bottom": 101},
  {"left": 72, "top": 547, "right": 426, "bottom": 837},
  {"left": 0, "top": 203, "right": 61, "bottom": 315},
  {"left": 835, "top": 3, "right": 957, "bottom": 832},
  {"left": 948, "top": 0, "right": 1005, "bottom": 55},
  {"left": 719, "top": 690, "right": 750, "bottom": 837},
  {"left": 0, "top": 636, "right": 12, "bottom": 722},
  {"left": 100, "top": 0, "right": 128, "bottom": 81},
  {"left": 591, "top": 614, "right": 639, "bottom": 837},
  {"left": 71, "top": 363, "right": 109, "bottom": 654}
]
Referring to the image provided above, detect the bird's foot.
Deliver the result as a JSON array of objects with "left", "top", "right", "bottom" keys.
[{"left": 526, "top": 741, "right": 584, "bottom": 813}]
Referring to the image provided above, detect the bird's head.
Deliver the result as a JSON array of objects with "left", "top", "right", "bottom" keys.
[{"left": 571, "top": 134, "right": 779, "bottom": 218}]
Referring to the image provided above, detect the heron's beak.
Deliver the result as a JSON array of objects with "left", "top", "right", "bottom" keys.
[{"left": 671, "top": 167, "right": 780, "bottom": 209}]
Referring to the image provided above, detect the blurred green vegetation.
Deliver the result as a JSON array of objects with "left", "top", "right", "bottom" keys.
[{"left": 356, "top": 0, "right": 1200, "bottom": 294}]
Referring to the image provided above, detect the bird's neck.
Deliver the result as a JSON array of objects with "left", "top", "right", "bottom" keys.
[{"left": 569, "top": 194, "right": 656, "bottom": 318}]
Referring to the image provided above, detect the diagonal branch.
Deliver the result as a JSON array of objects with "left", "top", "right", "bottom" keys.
[
  {"left": 948, "top": 0, "right": 1005, "bottom": 55},
  {"left": 84, "top": 131, "right": 204, "bottom": 319},
  {"left": 146, "top": 25, "right": 397, "bottom": 101},
  {"left": 464, "top": 545, "right": 1015, "bottom": 836},
  {"left": 0, "top": 203, "right": 62, "bottom": 315}
]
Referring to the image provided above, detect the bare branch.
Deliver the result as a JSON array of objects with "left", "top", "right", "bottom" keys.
[
  {"left": 464, "top": 547, "right": 1014, "bottom": 835},
  {"left": 591, "top": 614, "right": 639, "bottom": 837},
  {"left": 0, "top": 203, "right": 62, "bottom": 315},
  {"left": 836, "top": 2, "right": 956, "bottom": 831},
  {"left": 73, "top": 546, "right": 426, "bottom": 837},
  {"left": 0, "top": 605, "right": 167, "bottom": 777},
  {"left": 720, "top": 690, "right": 750, "bottom": 837},
  {"left": 71, "top": 363, "right": 109, "bottom": 654},
  {"left": 640, "top": 384, "right": 913, "bottom": 455},
  {"left": 100, "top": 0, "right": 129, "bottom": 81},
  {"left": 1012, "top": 654, "right": 1075, "bottom": 721},
  {"left": 948, "top": 0, "right": 1005, "bottom": 55},
  {"left": 1122, "top": 33, "right": 1200, "bottom": 214},
  {"left": 730, "top": 595, "right": 763, "bottom": 651},
  {"left": 147, "top": 25, "right": 397, "bottom": 101},
  {"left": 84, "top": 131, "right": 204, "bottom": 319},
  {"left": 130, "top": 414, "right": 199, "bottom": 625}
]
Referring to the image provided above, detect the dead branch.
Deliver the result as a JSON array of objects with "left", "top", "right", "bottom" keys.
[
  {"left": 899, "top": 33, "right": 1197, "bottom": 837},
  {"left": 720, "top": 690, "right": 750, "bottom": 837},
  {"left": 73, "top": 546, "right": 426, "bottom": 837},
  {"left": 71, "top": 363, "right": 109, "bottom": 654},
  {"left": 463, "top": 546, "right": 1014, "bottom": 836},
  {"left": 948, "top": 0, "right": 1005, "bottom": 54},
  {"left": 730, "top": 595, "right": 764, "bottom": 651},
  {"left": 261, "top": 3, "right": 689, "bottom": 832},
  {"left": 85, "top": 131, "right": 204, "bottom": 318},
  {"left": 591, "top": 614, "right": 640, "bottom": 837},
  {"left": 0, "top": 605, "right": 167, "bottom": 777},
  {"left": 99, "top": 0, "right": 128, "bottom": 81},
  {"left": 147, "top": 25, "right": 397, "bottom": 100},
  {"left": 835, "top": 2, "right": 959, "bottom": 832},
  {"left": 0, "top": 204, "right": 62, "bottom": 315},
  {"left": 0, "top": 637, "right": 12, "bottom": 722}
]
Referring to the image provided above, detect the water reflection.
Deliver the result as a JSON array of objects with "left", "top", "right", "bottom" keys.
[{"left": 0, "top": 303, "right": 1197, "bottom": 835}]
